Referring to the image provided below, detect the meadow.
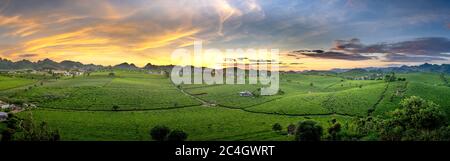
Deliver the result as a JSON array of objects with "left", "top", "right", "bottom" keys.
[
  {"left": 0, "top": 75, "right": 36, "bottom": 91},
  {"left": 1, "top": 70, "right": 449, "bottom": 140}
]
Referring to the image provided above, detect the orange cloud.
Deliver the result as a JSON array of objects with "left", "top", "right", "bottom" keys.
[
  {"left": 23, "top": 28, "right": 109, "bottom": 52},
  {"left": 0, "top": 15, "right": 41, "bottom": 37},
  {"left": 134, "top": 28, "right": 200, "bottom": 51}
]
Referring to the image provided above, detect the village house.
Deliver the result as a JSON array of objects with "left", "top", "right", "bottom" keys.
[
  {"left": 0, "top": 100, "right": 23, "bottom": 111},
  {"left": 239, "top": 91, "right": 253, "bottom": 97}
]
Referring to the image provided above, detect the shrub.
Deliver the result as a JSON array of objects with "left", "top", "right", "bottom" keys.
[
  {"left": 272, "top": 123, "right": 282, "bottom": 132},
  {"left": 1, "top": 128, "right": 15, "bottom": 142},
  {"left": 327, "top": 119, "right": 342, "bottom": 141},
  {"left": 15, "top": 114, "right": 60, "bottom": 141},
  {"left": 295, "top": 120, "right": 323, "bottom": 141},
  {"left": 287, "top": 124, "right": 296, "bottom": 135},
  {"left": 150, "top": 125, "right": 171, "bottom": 141},
  {"left": 168, "top": 130, "right": 188, "bottom": 141},
  {"left": 112, "top": 105, "right": 120, "bottom": 111}
]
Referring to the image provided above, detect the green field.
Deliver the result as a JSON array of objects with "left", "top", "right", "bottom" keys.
[
  {"left": 1, "top": 71, "right": 450, "bottom": 141},
  {"left": 0, "top": 76, "right": 36, "bottom": 91}
]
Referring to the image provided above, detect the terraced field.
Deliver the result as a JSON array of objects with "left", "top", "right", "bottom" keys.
[
  {"left": 9, "top": 71, "right": 201, "bottom": 111},
  {"left": 18, "top": 107, "right": 350, "bottom": 141},
  {"left": 1, "top": 71, "right": 450, "bottom": 141}
]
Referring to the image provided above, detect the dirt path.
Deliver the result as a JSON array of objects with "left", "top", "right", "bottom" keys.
[{"left": 368, "top": 82, "right": 390, "bottom": 116}]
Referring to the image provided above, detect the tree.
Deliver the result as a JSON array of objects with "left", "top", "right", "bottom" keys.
[
  {"left": 1, "top": 128, "right": 15, "bottom": 142},
  {"left": 310, "top": 82, "right": 314, "bottom": 87},
  {"left": 108, "top": 72, "right": 115, "bottom": 77},
  {"left": 150, "top": 125, "right": 171, "bottom": 141},
  {"left": 287, "top": 124, "right": 296, "bottom": 135},
  {"left": 272, "top": 123, "right": 282, "bottom": 132},
  {"left": 393, "top": 96, "right": 446, "bottom": 130},
  {"left": 112, "top": 105, "right": 120, "bottom": 111},
  {"left": 355, "top": 96, "right": 448, "bottom": 141},
  {"left": 385, "top": 73, "right": 397, "bottom": 82},
  {"left": 168, "top": 130, "right": 188, "bottom": 141},
  {"left": 327, "top": 119, "right": 342, "bottom": 140},
  {"left": 295, "top": 120, "right": 323, "bottom": 141},
  {"left": 16, "top": 114, "right": 61, "bottom": 141}
]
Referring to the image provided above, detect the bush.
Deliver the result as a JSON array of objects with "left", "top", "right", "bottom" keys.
[
  {"left": 1, "top": 128, "right": 15, "bottom": 142},
  {"left": 287, "top": 124, "right": 296, "bottom": 135},
  {"left": 355, "top": 96, "right": 448, "bottom": 141},
  {"left": 168, "top": 130, "right": 188, "bottom": 141},
  {"left": 295, "top": 120, "right": 323, "bottom": 141},
  {"left": 112, "top": 105, "right": 120, "bottom": 111},
  {"left": 327, "top": 119, "right": 342, "bottom": 141},
  {"left": 150, "top": 125, "right": 171, "bottom": 141},
  {"left": 272, "top": 123, "right": 282, "bottom": 132},
  {"left": 15, "top": 114, "right": 60, "bottom": 141}
]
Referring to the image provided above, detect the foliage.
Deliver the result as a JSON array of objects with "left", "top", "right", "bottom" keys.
[
  {"left": 168, "top": 129, "right": 188, "bottom": 141},
  {"left": 150, "top": 125, "right": 171, "bottom": 141},
  {"left": 287, "top": 124, "right": 296, "bottom": 135},
  {"left": 272, "top": 123, "right": 282, "bottom": 132},
  {"left": 327, "top": 119, "right": 342, "bottom": 140},
  {"left": 384, "top": 73, "right": 397, "bottom": 82},
  {"left": 295, "top": 120, "right": 323, "bottom": 141},
  {"left": 15, "top": 113, "right": 60, "bottom": 141},
  {"left": 355, "top": 96, "right": 448, "bottom": 141},
  {"left": 112, "top": 105, "right": 120, "bottom": 111}
]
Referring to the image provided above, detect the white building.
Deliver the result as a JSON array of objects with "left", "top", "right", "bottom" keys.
[{"left": 239, "top": 91, "right": 253, "bottom": 97}]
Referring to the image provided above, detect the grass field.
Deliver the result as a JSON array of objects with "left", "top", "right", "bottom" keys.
[
  {"left": 16, "top": 107, "right": 350, "bottom": 141},
  {"left": 1, "top": 71, "right": 450, "bottom": 141},
  {"left": 0, "top": 76, "right": 36, "bottom": 91}
]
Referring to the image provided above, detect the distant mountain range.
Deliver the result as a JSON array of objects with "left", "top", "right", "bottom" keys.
[
  {"left": 1, "top": 58, "right": 450, "bottom": 74},
  {"left": 0, "top": 58, "right": 175, "bottom": 71},
  {"left": 330, "top": 63, "right": 450, "bottom": 74},
  {"left": 0, "top": 58, "right": 103, "bottom": 71}
]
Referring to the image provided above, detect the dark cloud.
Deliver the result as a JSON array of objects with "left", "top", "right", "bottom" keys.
[
  {"left": 292, "top": 37, "right": 450, "bottom": 62},
  {"left": 297, "top": 51, "right": 372, "bottom": 61},
  {"left": 18, "top": 54, "right": 38, "bottom": 58},
  {"left": 383, "top": 53, "right": 447, "bottom": 62},
  {"left": 334, "top": 37, "right": 450, "bottom": 57}
]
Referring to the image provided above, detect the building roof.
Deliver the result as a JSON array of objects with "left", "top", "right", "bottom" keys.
[{"left": 0, "top": 112, "right": 8, "bottom": 116}]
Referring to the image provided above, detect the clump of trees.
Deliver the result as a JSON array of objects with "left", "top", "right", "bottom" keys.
[
  {"left": 355, "top": 96, "right": 449, "bottom": 141},
  {"left": 295, "top": 120, "right": 323, "bottom": 141},
  {"left": 384, "top": 73, "right": 397, "bottom": 82},
  {"left": 150, "top": 125, "right": 188, "bottom": 141},
  {"left": 1, "top": 113, "right": 60, "bottom": 141},
  {"left": 112, "top": 105, "right": 120, "bottom": 111},
  {"left": 272, "top": 123, "right": 282, "bottom": 132},
  {"left": 168, "top": 130, "right": 188, "bottom": 141},
  {"left": 287, "top": 124, "right": 296, "bottom": 135},
  {"left": 327, "top": 119, "right": 342, "bottom": 141},
  {"left": 440, "top": 73, "right": 449, "bottom": 86},
  {"left": 384, "top": 73, "right": 406, "bottom": 82}
]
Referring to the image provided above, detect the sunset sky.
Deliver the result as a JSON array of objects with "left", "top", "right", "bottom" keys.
[{"left": 0, "top": 0, "right": 449, "bottom": 70}]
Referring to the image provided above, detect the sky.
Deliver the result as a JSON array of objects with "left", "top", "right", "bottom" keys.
[{"left": 0, "top": 0, "right": 449, "bottom": 70}]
